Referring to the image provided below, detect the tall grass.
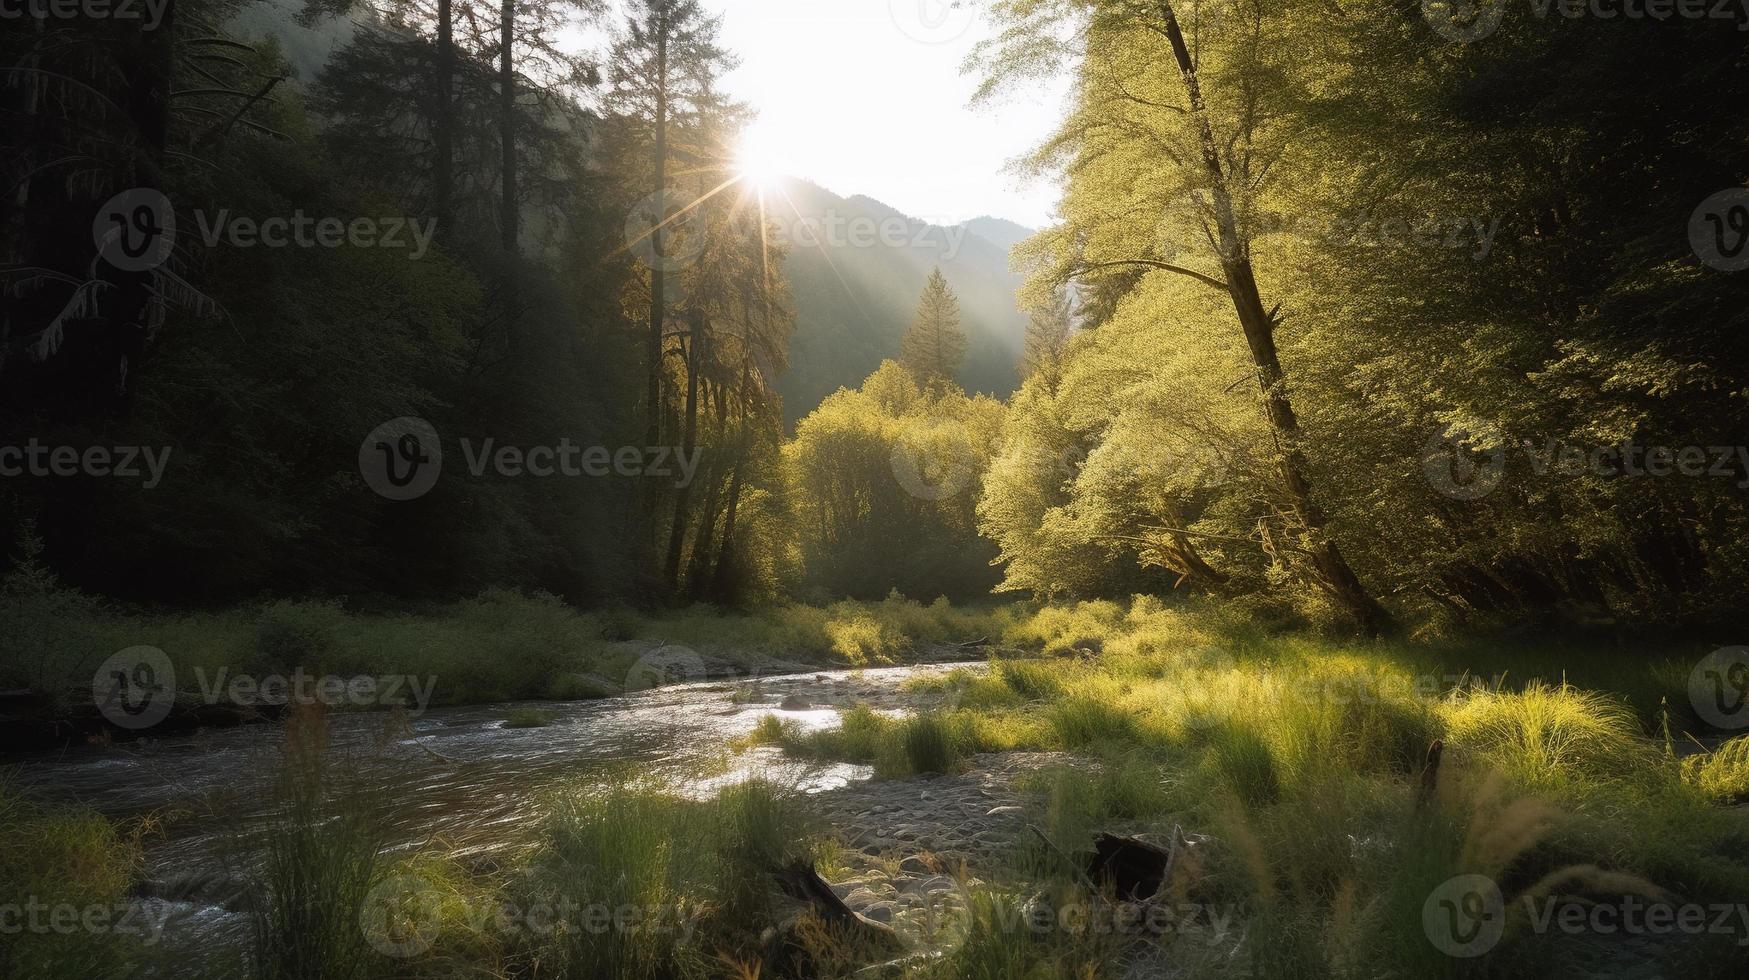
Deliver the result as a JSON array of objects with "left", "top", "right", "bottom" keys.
[
  {"left": 523, "top": 778, "right": 817, "bottom": 979},
  {"left": 243, "top": 707, "right": 387, "bottom": 980},
  {"left": 0, "top": 779, "right": 148, "bottom": 980}
]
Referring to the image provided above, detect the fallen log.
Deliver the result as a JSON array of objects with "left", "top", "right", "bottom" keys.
[
  {"left": 1086, "top": 830, "right": 1182, "bottom": 902},
  {"left": 762, "top": 860, "right": 902, "bottom": 978}
]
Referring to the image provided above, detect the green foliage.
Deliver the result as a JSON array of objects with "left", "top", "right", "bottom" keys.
[
  {"left": 244, "top": 719, "right": 388, "bottom": 980},
  {"left": 0, "top": 782, "right": 147, "bottom": 979},
  {"left": 970, "top": 0, "right": 1749, "bottom": 627},
  {"left": 899, "top": 267, "right": 969, "bottom": 386},
  {"left": 524, "top": 778, "right": 816, "bottom": 978},
  {"left": 1681, "top": 737, "right": 1749, "bottom": 805},
  {"left": 785, "top": 362, "right": 1006, "bottom": 600}
]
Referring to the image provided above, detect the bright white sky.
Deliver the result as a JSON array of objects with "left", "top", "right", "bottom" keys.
[{"left": 707, "top": 0, "right": 1070, "bottom": 229}]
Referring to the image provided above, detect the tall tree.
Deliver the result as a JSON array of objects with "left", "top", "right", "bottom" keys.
[
  {"left": 899, "top": 268, "right": 967, "bottom": 387},
  {"left": 605, "top": 0, "right": 736, "bottom": 448},
  {"left": 976, "top": 0, "right": 1392, "bottom": 634},
  {"left": 1020, "top": 287, "right": 1072, "bottom": 390}
]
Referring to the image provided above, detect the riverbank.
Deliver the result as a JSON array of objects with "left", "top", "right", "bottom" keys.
[
  {"left": 754, "top": 600, "right": 1749, "bottom": 977},
  {"left": 0, "top": 590, "right": 1017, "bottom": 748},
  {"left": 7, "top": 598, "right": 1747, "bottom": 977}
]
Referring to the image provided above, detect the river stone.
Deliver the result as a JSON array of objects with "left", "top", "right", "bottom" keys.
[
  {"left": 862, "top": 903, "right": 894, "bottom": 924},
  {"left": 898, "top": 855, "right": 931, "bottom": 874}
]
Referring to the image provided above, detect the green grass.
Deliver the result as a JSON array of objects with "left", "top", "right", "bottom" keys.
[
  {"left": 521, "top": 777, "right": 818, "bottom": 979},
  {"left": 763, "top": 598, "right": 1749, "bottom": 979},
  {"left": 1682, "top": 735, "right": 1749, "bottom": 805},
  {"left": 5, "top": 580, "right": 1018, "bottom": 721},
  {"left": 0, "top": 780, "right": 150, "bottom": 980},
  {"left": 242, "top": 712, "right": 389, "bottom": 980}
]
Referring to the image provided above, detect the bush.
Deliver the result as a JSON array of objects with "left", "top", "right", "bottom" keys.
[
  {"left": 897, "top": 711, "right": 958, "bottom": 775},
  {"left": 0, "top": 781, "right": 146, "bottom": 979},
  {"left": 1681, "top": 736, "right": 1749, "bottom": 805}
]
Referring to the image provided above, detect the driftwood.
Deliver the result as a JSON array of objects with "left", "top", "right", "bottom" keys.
[
  {"left": 762, "top": 861, "right": 902, "bottom": 978},
  {"left": 1086, "top": 831, "right": 1183, "bottom": 901}
]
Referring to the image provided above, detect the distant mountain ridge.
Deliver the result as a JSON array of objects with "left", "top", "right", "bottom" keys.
[{"left": 770, "top": 178, "right": 1036, "bottom": 422}]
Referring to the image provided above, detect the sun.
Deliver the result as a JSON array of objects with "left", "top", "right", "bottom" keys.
[{"left": 735, "top": 121, "right": 788, "bottom": 189}]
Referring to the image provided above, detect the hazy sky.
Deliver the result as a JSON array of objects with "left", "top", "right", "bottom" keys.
[{"left": 707, "top": 0, "right": 1070, "bottom": 229}]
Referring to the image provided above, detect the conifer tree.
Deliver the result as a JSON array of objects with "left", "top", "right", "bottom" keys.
[{"left": 899, "top": 268, "right": 967, "bottom": 386}]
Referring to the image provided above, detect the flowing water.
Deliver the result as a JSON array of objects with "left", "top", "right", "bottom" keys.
[{"left": 8, "top": 661, "right": 981, "bottom": 967}]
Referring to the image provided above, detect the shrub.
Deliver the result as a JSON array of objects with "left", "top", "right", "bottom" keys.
[
  {"left": 993, "top": 659, "right": 1063, "bottom": 701},
  {"left": 1046, "top": 692, "right": 1135, "bottom": 747},
  {"left": 897, "top": 711, "right": 958, "bottom": 775},
  {"left": 1681, "top": 736, "right": 1749, "bottom": 805},
  {"left": 1440, "top": 681, "right": 1652, "bottom": 789}
]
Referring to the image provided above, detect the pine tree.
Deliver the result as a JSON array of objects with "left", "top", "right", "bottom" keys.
[
  {"left": 1020, "top": 287, "right": 1072, "bottom": 390},
  {"left": 899, "top": 268, "right": 967, "bottom": 386}
]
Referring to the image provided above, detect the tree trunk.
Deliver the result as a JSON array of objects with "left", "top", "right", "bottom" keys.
[
  {"left": 435, "top": 0, "right": 454, "bottom": 232},
  {"left": 498, "top": 0, "right": 517, "bottom": 254},
  {"left": 709, "top": 437, "right": 747, "bottom": 602},
  {"left": 1155, "top": 0, "right": 1391, "bottom": 635},
  {"left": 664, "top": 309, "right": 703, "bottom": 585},
  {"left": 646, "top": 24, "right": 669, "bottom": 449}
]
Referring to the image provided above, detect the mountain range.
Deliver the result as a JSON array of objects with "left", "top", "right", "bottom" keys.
[{"left": 768, "top": 179, "right": 1035, "bottom": 422}]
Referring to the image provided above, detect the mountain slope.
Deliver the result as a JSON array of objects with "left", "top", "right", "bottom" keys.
[{"left": 770, "top": 179, "right": 1033, "bottom": 422}]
